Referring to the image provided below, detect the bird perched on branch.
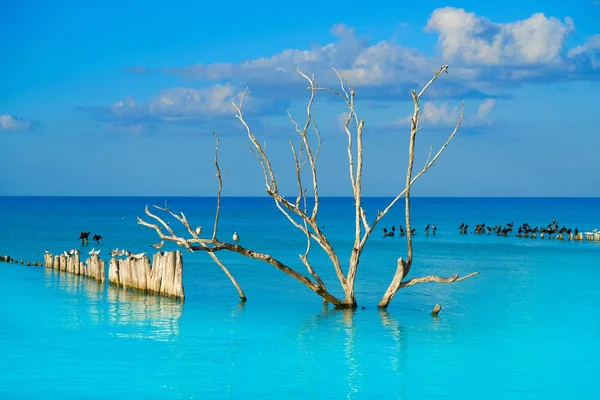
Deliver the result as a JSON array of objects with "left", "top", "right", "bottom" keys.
[
  {"left": 233, "top": 232, "right": 240, "bottom": 242},
  {"left": 195, "top": 226, "right": 202, "bottom": 236}
]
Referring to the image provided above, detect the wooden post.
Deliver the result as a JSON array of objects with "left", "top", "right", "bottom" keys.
[
  {"left": 108, "top": 258, "right": 120, "bottom": 285},
  {"left": 86, "top": 255, "right": 105, "bottom": 282},
  {"left": 44, "top": 253, "right": 53, "bottom": 269}
]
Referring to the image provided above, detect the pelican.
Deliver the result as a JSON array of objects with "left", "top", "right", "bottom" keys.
[
  {"left": 150, "top": 240, "right": 164, "bottom": 249},
  {"left": 233, "top": 232, "right": 240, "bottom": 242},
  {"left": 195, "top": 226, "right": 202, "bottom": 236}
]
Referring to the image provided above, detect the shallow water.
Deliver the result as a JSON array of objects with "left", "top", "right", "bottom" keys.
[{"left": 1, "top": 197, "right": 599, "bottom": 398}]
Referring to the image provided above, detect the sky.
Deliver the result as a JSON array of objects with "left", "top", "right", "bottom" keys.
[{"left": 1, "top": 0, "right": 599, "bottom": 197}]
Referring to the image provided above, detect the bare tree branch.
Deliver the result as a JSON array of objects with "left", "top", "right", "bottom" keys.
[
  {"left": 212, "top": 132, "right": 222, "bottom": 242},
  {"left": 400, "top": 272, "right": 480, "bottom": 288},
  {"left": 378, "top": 66, "right": 476, "bottom": 309}
]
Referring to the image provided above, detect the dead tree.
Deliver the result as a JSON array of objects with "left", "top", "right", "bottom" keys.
[{"left": 138, "top": 65, "right": 478, "bottom": 309}]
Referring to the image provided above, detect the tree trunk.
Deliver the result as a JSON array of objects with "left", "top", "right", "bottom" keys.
[{"left": 378, "top": 257, "right": 406, "bottom": 309}]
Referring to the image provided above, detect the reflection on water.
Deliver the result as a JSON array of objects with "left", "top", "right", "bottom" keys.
[
  {"left": 43, "top": 268, "right": 182, "bottom": 341},
  {"left": 107, "top": 285, "right": 183, "bottom": 341}
]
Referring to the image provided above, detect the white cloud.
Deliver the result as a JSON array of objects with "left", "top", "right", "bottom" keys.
[
  {"left": 391, "top": 98, "right": 496, "bottom": 130},
  {"left": 568, "top": 34, "right": 600, "bottom": 70},
  {"left": 126, "top": 8, "right": 599, "bottom": 100},
  {"left": 82, "top": 83, "right": 283, "bottom": 134},
  {"left": 0, "top": 114, "right": 39, "bottom": 133},
  {"left": 425, "top": 7, "right": 573, "bottom": 66}
]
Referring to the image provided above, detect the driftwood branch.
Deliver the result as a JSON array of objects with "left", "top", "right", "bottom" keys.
[{"left": 400, "top": 272, "right": 480, "bottom": 288}]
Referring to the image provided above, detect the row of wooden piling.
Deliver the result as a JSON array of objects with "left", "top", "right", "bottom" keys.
[
  {"left": 43, "top": 251, "right": 184, "bottom": 299},
  {"left": 0, "top": 253, "right": 42, "bottom": 266},
  {"left": 108, "top": 252, "right": 184, "bottom": 299},
  {"left": 43, "top": 253, "right": 106, "bottom": 282},
  {"left": 515, "top": 232, "right": 600, "bottom": 241}
]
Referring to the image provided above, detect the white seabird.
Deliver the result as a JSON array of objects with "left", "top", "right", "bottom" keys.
[
  {"left": 233, "top": 232, "right": 240, "bottom": 242},
  {"left": 195, "top": 226, "right": 202, "bottom": 236},
  {"left": 131, "top": 252, "right": 146, "bottom": 260},
  {"left": 150, "top": 240, "right": 164, "bottom": 249}
]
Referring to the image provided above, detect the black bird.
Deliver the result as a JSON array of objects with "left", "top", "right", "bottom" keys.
[
  {"left": 383, "top": 227, "right": 394, "bottom": 237},
  {"left": 425, "top": 223, "right": 430, "bottom": 235},
  {"left": 92, "top": 234, "right": 103, "bottom": 244},
  {"left": 432, "top": 225, "right": 437, "bottom": 235},
  {"left": 78, "top": 231, "right": 91, "bottom": 245},
  {"left": 458, "top": 222, "right": 465, "bottom": 230}
]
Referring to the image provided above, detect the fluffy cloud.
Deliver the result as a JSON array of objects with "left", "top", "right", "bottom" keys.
[
  {"left": 81, "top": 84, "right": 283, "bottom": 133},
  {"left": 390, "top": 98, "right": 497, "bottom": 130},
  {"left": 126, "top": 8, "right": 600, "bottom": 100},
  {"left": 426, "top": 8, "right": 573, "bottom": 66},
  {"left": 0, "top": 114, "right": 39, "bottom": 133},
  {"left": 98, "top": 7, "right": 598, "bottom": 134}
]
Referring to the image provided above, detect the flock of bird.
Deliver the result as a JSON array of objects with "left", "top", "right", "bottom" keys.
[
  {"left": 459, "top": 220, "right": 582, "bottom": 238},
  {"left": 382, "top": 224, "right": 437, "bottom": 237},
  {"left": 64, "top": 227, "right": 242, "bottom": 260},
  {"left": 382, "top": 220, "right": 584, "bottom": 239},
  {"left": 78, "top": 232, "right": 103, "bottom": 245}
]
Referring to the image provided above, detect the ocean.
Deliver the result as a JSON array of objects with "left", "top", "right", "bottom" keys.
[{"left": 1, "top": 196, "right": 599, "bottom": 399}]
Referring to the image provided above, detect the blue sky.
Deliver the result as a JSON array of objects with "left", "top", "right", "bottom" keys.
[{"left": 1, "top": 0, "right": 599, "bottom": 196}]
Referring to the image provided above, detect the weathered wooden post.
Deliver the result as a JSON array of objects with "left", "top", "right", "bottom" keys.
[
  {"left": 569, "top": 233, "right": 573, "bottom": 241},
  {"left": 86, "top": 255, "right": 105, "bottom": 282},
  {"left": 44, "top": 253, "right": 54, "bottom": 269},
  {"left": 108, "top": 258, "right": 120, "bottom": 285}
]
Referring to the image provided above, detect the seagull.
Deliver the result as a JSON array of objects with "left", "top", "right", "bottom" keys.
[
  {"left": 69, "top": 249, "right": 75, "bottom": 255},
  {"left": 233, "top": 232, "right": 240, "bottom": 242},
  {"left": 150, "top": 240, "right": 165, "bottom": 249},
  {"left": 131, "top": 252, "right": 146, "bottom": 260},
  {"left": 110, "top": 248, "right": 121, "bottom": 257},
  {"left": 195, "top": 226, "right": 202, "bottom": 236},
  {"left": 124, "top": 249, "right": 131, "bottom": 257},
  {"left": 45, "top": 249, "right": 50, "bottom": 254},
  {"left": 88, "top": 248, "right": 96, "bottom": 255},
  {"left": 92, "top": 249, "right": 101, "bottom": 256},
  {"left": 63, "top": 251, "right": 69, "bottom": 257}
]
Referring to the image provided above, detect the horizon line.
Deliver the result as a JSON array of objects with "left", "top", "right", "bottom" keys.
[{"left": 2, "top": 195, "right": 600, "bottom": 199}]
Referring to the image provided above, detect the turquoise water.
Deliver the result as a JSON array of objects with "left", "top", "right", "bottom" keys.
[{"left": 1, "top": 197, "right": 600, "bottom": 398}]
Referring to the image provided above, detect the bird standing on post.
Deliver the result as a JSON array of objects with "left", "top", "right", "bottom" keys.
[{"left": 233, "top": 232, "right": 240, "bottom": 242}]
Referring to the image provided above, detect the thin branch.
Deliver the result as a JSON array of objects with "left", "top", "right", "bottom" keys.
[
  {"left": 212, "top": 132, "right": 222, "bottom": 241},
  {"left": 400, "top": 272, "right": 479, "bottom": 288}
]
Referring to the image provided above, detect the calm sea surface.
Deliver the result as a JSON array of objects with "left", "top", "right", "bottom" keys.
[{"left": 1, "top": 197, "right": 599, "bottom": 399}]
